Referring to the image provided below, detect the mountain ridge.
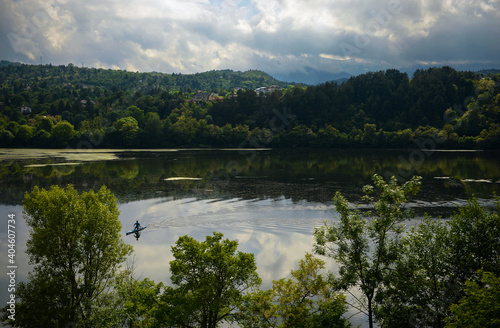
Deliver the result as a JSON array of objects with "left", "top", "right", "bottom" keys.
[
  {"left": 0, "top": 60, "right": 297, "bottom": 91},
  {"left": 3, "top": 59, "right": 499, "bottom": 87}
]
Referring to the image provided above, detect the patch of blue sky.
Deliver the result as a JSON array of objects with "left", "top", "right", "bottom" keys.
[
  {"left": 239, "top": 0, "right": 260, "bottom": 19},
  {"left": 210, "top": 0, "right": 260, "bottom": 20}
]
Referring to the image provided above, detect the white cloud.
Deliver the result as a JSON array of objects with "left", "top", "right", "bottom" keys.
[{"left": 1, "top": 0, "right": 499, "bottom": 81}]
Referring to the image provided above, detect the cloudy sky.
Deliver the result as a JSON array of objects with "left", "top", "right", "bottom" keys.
[{"left": 1, "top": 0, "right": 499, "bottom": 83}]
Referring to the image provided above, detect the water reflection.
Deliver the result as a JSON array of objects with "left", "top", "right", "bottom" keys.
[
  {"left": 1, "top": 149, "right": 499, "bottom": 208},
  {"left": 119, "top": 196, "right": 333, "bottom": 288}
]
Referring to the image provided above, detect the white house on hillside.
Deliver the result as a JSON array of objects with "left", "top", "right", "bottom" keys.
[{"left": 20, "top": 105, "right": 32, "bottom": 114}]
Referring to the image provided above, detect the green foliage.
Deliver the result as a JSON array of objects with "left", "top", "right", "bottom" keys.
[
  {"left": 0, "top": 128, "right": 14, "bottom": 145},
  {"left": 375, "top": 218, "right": 456, "bottom": 328},
  {"left": 448, "top": 196, "right": 500, "bottom": 281},
  {"left": 171, "top": 115, "right": 199, "bottom": 145},
  {"left": 36, "top": 116, "right": 56, "bottom": 132},
  {"left": 118, "top": 277, "right": 163, "bottom": 327},
  {"left": 15, "top": 124, "right": 33, "bottom": 145},
  {"left": 142, "top": 112, "right": 163, "bottom": 146},
  {"left": 155, "top": 232, "right": 261, "bottom": 328},
  {"left": 92, "top": 269, "right": 163, "bottom": 328},
  {"left": 116, "top": 116, "right": 139, "bottom": 147},
  {"left": 128, "top": 105, "right": 145, "bottom": 127},
  {"left": 33, "top": 128, "right": 52, "bottom": 147},
  {"left": 445, "top": 271, "right": 500, "bottom": 328},
  {"left": 375, "top": 196, "right": 500, "bottom": 328},
  {"left": 52, "top": 121, "right": 75, "bottom": 146},
  {"left": 1, "top": 185, "right": 133, "bottom": 327},
  {"left": 239, "top": 253, "right": 350, "bottom": 328},
  {"left": 314, "top": 174, "right": 421, "bottom": 328},
  {"left": 7, "top": 121, "right": 20, "bottom": 135},
  {"left": 1, "top": 64, "right": 499, "bottom": 149}
]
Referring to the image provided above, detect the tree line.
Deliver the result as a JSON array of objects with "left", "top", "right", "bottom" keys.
[
  {"left": 2, "top": 175, "right": 499, "bottom": 327},
  {"left": 0, "top": 64, "right": 499, "bottom": 149}
]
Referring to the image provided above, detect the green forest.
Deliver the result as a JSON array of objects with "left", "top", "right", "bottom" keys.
[{"left": 0, "top": 62, "right": 499, "bottom": 149}]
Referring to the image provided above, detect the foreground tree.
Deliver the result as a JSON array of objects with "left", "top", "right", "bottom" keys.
[
  {"left": 314, "top": 174, "right": 421, "bottom": 328},
  {"left": 93, "top": 268, "right": 163, "bottom": 328},
  {"left": 447, "top": 197, "right": 500, "bottom": 282},
  {"left": 1, "top": 185, "right": 133, "bottom": 327},
  {"left": 375, "top": 218, "right": 456, "bottom": 328},
  {"left": 239, "top": 253, "right": 350, "bottom": 328},
  {"left": 445, "top": 270, "right": 500, "bottom": 328},
  {"left": 155, "top": 232, "right": 261, "bottom": 328},
  {"left": 376, "top": 197, "right": 500, "bottom": 328}
]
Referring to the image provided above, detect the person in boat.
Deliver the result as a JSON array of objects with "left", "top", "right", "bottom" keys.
[
  {"left": 133, "top": 220, "right": 141, "bottom": 231},
  {"left": 133, "top": 220, "right": 142, "bottom": 241}
]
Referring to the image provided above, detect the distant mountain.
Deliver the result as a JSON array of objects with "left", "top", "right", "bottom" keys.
[
  {"left": 273, "top": 67, "right": 352, "bottom": 85},
  {"left": 0, "top": 60, "right": 21, "bottom": 67},
  {"left": 186, "top": 69, "right": 294, "bottom": 90},
  {"left": 402, "top": 64, "right": 500, "bottom": 78},
  {"left": 0, "top": 62, "right": 294, "bottom": 91},
  {"left": 477, "top": 69, "right": 500, "bottom": 77}
]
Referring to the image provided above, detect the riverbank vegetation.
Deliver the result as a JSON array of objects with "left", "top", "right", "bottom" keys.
[
  {"left": 2, "top": 175, "right": 499, "bottom": 327},
  {"left": 1, "top": 64, "right": 499, "bottom": 149}
]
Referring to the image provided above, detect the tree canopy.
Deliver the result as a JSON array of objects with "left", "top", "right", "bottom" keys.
[
  {"left": 2, "top": 185, "right": 133, "bottom": 328},
  {"left": 239, "top": 253, "right": 350, "bottom": 328},
  {"left": 314, "top": 174, "right": 422, "bottom": 328},
  {"left": 155, "top": 232, "right": 261, "bottom": 328},
  {"left": 445, "top": 270, "right": 500, "bottom": 328}
]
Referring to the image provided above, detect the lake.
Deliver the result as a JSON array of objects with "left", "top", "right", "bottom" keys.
[{"left": 1, "top": 148, "right": 499, "bottom": 327}]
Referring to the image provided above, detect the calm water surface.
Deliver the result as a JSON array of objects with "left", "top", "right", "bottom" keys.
[{"left": 1, "top": 148, "right": 499, "bottom": 327}]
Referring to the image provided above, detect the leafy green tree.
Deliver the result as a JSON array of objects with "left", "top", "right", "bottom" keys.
[
  {"left": 375, "top": 196, "right": 500, "bottom": 328},
  {"left": 0, "top": 129, "right": 14, "bottom": 146},
  {"left": 375, "top": 218, "right": 456, "bottom": 328},
  {"left": 1, "top": 185, "right": 133, "bottom": 327},
  {"left": 10, "top": 94, "right": 25, "bottom": 107},
  {"left": 92, "top": 269, "right": 163, "bottom": 328},
  {"left": 52, "top": 121, "right": 75, "bottom": 146},
  {"left": 280, "top": 125, "right": 316, "bottom": 148},
  {"left": 143, "top": 112, "right": 163, "bottom": 146},
  {"left": 445, "top": 271, "right": 500, "bottom": 328},
  {"left": 116, "top": 116, "right": 139, "bottom": 147},
  {"left": 7, "top": 121, "right": 20, "bottom": 135},
  {"left": 36, "top": 115, "right": 55, "bottom": 132},
  {"left": 239, "top": 253, "right": 350, "bottom": 328},
  {"left": 128, "top": 105, "right": 145, "bottom": 127},
  {"left": 33, "top": 129, "right": 52, "bottom": 147},
  {"left": 15, "top": 124, "right": 33, "bottom": 145},
  {"left": 478, "top": 123, "right": 500, "bottom": 148},
  {"left": 155, "top": 232, "right": 261, "bottom": 328},
  {"left": 317, "top": 125, "right": 342, "bottom": 147},
  {"left": 314, "top": 174, "right": 421, "bottom": 328},
  {"left": 448, "top": 197, "right": 500, "bottom": 282},
  {"left": 171, "top": 114, "right": 198, "bottom": 146},
  {"left": 116, "top": 116, "right": 139, "bottom": 131},
  {"left": 362, "top": 123, "right": 377, "bottom": 145}
]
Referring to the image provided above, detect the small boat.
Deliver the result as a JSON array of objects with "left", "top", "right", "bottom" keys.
[{"left": 126, "top": 226, "right": 147, "bottom": 235}]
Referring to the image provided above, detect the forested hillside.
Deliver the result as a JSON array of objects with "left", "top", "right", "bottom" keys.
[{"left": 0, "top": 63, "right": 499, "bottom": 149}]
